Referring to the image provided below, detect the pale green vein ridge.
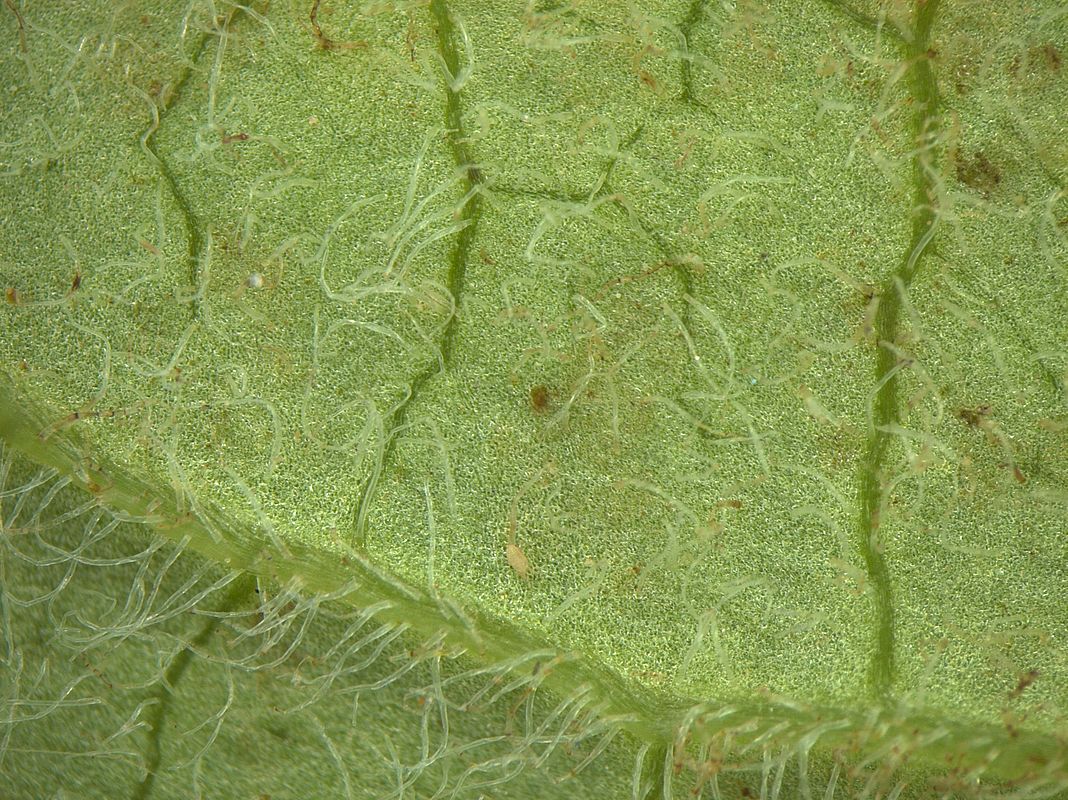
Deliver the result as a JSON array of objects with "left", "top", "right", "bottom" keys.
[
  {"left": 1, "top": 384, "right": 1064, "bottom": 791},
  {"left": 352, "top": 0, "right": 484, "bottom": 549},
  {"left": 857, "top": 0, "right": 943, "bottom": 700}
]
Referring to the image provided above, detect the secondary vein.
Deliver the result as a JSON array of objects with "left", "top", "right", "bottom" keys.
[
  {"left": 352, "top": 0, "right": 483, "bottom": 547},
  {"left": 857, "top": 0, "right": 942, "bottom": 699}
]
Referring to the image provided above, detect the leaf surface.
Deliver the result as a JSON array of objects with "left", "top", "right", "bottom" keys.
[{"left": 1, "top": 0, "right": 1067, "bottom": 797}]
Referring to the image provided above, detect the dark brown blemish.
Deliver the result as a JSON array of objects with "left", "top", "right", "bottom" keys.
[
  {"left": 80, "top": 655, "right": 112, "bottom": 689},
  {"left": 4, "top": 0, "right": 27, "bottom": 54},
  {"left": 1009, "top": 669, "right": 1039, "bottom": 700},
  {"left": 597, "top": 259, "right": 673, "bottom": 299},
  {"left": 310, "top": 0, "right": 366, "bottom": 51},
  {"left": 1042, "top": 42, "right": 1068, "bottom": 70},
  {"left": 1008, "top": 43, "right": 1062, "bottom": 77},
  {"left": 1042, "top": 43, "right": 1063, "bottom": 71},
  {"left": 530, "top": 384, "right": 550, "bottom": 413},
  {"left": 957, "top": 404, "right": 992, "bottom": 428},
  {"left": 956, "top": 151, "right": 1001, "bottom": 196},
  {"left": 638, "top": 70, "right": 661, "bottom": 92}
]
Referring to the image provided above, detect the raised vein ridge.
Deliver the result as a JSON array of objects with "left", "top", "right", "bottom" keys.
[
  {"left": 857, "top": 0, "right": 942, "bottom": 699},
  {"left": 352, "top": 0, "right": 484, "bottom": 548},
  {"left": 2, "top": 385, "right": 1063, "bottom": 793}
]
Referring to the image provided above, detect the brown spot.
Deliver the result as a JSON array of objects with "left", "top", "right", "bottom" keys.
[
  {"left": 80, "top": 655, "right": 112, "bottom": 689},
  {"left": 956, "top": 151, "right": 1001, "bottom": 196},
  {"left": 999, "top": 709, "right": 1023, "bottom": 738},
  {"left": 597, "top": 259, "right": 673, "bottom": 298},
  {"left": 1010, "top": 669, "right": 1039, "bottom": 699},
  {"left": 956, "top": 404, "right": 992, "bottom": 428},
  {"left": 1009, "top": 43, "right": 1061, "bottom": 77},
  {"left": 638, "top": 70, "right": 662, "bottom": 92},
  {"left": 222, "top": 131, "right": 250, "bottom": 144},
  {"left": 4, "top": 286, "right": 17, "bottom": 305},
  {"left": 529, "top": 384, "right": 550, "bottom": 413},
  {"left": 405, "top": 17, "right": 417, "bottom": 62},
  {"left": 1041, "top": 43, "right": 1062, "bottom": 71},
  {"left": 70, "top": 272, "right": 81, "bottom": 293},
  {"left": 309, "top": 0, "right": 366, "bottom": 51}
]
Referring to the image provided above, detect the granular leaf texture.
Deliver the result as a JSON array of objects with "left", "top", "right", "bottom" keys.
[{"left": 1, "top": 1, "right": 1067, "bottom": 797}]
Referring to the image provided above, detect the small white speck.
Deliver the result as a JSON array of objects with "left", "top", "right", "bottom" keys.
[{"left": 247, "top": 272, "right": 265, "bottom": 289}]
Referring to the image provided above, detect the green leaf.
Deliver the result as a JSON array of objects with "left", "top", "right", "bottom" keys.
[{"left": 2, "top": 0, "right": 1067, "bottom": 797}]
